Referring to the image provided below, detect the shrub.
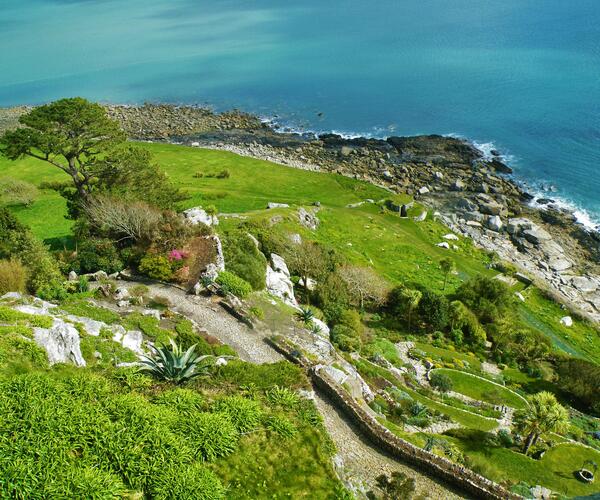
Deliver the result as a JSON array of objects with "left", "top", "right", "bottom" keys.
[
  {"left": 216, "top": 360, "right": 307, "bottom": 391},
  {"left": 266, "top": 386, "right": 300, "bottom": 408},
  {"left": 216, "top": 169, "right": 230, "bottom": 179},
  {"left": 153, "top": 388, "right": 205, "bottom": 415},
  {"left": 213, "top": 395, "right": 263, "bottom": 432},
  {"left": 178, "top": 412, "right": 238, "bottom": 460},
  {"left": 221, "top": 230, "right": 266, "bottom": 290},
  {"left": 266, "top": 414, "right": 297, "bottom": 438},
  {"left": 429, "top": 371, "right": 453, "bottom": 394},
  {"left": 149, "top": 464, "right": 225, "bottom": 500},
  {"left": 249, "top": 306, "right": 264, "bottom": 320},
  {"left": 0, "top": 178, "right": 38, "bottom": 207},
  {"left": 76, "top": 238, "right": 123, "bottom": 274},
  {"left": 138, "top": 254, "right": 173, "bottom": 281},
  {"left": 0, "top": 258, "right": 28, "bottom": 294},
  {"left": 330, "top": 324, "right": 361, "bottom": 352},
  {"left": 215, "top": 271, "right": 252, "bottom": 298},
  {"left": 0, "top": 332, "right": 48, "bottom": 367},
  {"left": 417, "top": 290, "right": 449, "bottom": 331}
]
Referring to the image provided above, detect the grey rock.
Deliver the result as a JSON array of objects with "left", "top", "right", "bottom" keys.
[
  {"left": 33, "top": 319, "right": 86, "bottom": 367},
  {"left": 114, "top": 287, "right": 130, "bottom": 301},
  {"left": 479, "top": 201, "right": 504, "bottom": 216},
  {"left": 266, "top": 254, "right": 297, "bottom": 307},
  {"left": 340, "top": 146, "right": 354, "bottom": 157},
  {"left": 436, "top": 242, "right": 450, "bottom": 249},
  {"left": 463, "top": 211, "right": 484, "bottom": 223},
  {"left": 549, "top": 257, "right": 572, "bottom": 272},
  {"left": 183, "top": 206, "right": 219, "bottom": 226},
  {"left": 298, "top": 207, "right": 319, "bottom": 230},
  {"left": 486, "top": 215, "right": 503, "bottom": 232},
  {"left": 433, "top": 171, "right": 444, "bottom": 181},
  {"left": 523, "top": 227, "right": 552, "bottom": 245},
  {"left": 289, "top": 233, "right": 302, "bottom": 244},
  {"left": 418, "top": 186, "right": 430, "bottom": 195},
  {"left": 68, "top": 271, "right": 78, "bottom": 281},
  {"left": 507, "top": 218, "right": 534, "bottom": 235},
  {"left": 571, "top": 276, "right": 598, "bottom": 293},
  {"left": 450, "top": 179, "right": 465, "bottom": 191},
  {"left": 267, "top": 202, "right": 290, "bottom": 209},
  {"left": 457, "top": 198, "right": 478, "bottom": 212}
]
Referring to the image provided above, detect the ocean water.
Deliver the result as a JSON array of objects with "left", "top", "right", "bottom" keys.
[{"left": 2, "top": 0, "right": 600, "bottom": 226}]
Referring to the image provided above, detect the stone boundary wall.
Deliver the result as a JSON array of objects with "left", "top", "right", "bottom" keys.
[{"left": 267, "top": 335, "right": 522, "bottom": 500}]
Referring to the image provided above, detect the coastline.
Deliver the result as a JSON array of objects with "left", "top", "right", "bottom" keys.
[{"left": 2, "top": 103, "right": 600, "bottom": 326}]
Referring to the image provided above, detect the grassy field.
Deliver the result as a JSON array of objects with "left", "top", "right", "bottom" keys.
[
  {"left": 443, "top": 431, "right": 600, "bottom": 497},
  {"left": 2, "top": 141, "right": 598, "bottom": 359},
  {"left": 432, "top": 368, "right": 527, "bottom": 409},
  {"left": 414, "top": 343, "right": 483, "bottom": 371}
]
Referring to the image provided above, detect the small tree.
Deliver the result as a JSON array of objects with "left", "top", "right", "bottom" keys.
[
  {"left": 513, "top": 391, "right": 569, "bottom": 455},
  {"left": 339, "top": 265, "right": 389, "bottom": 310},
  {"left": 402, "top": 289, "right": 422, "bottom": 333},
  {"left": 0, "top": 98, "right": 125, "bottom": 214},
  {"left": 429, "top": 372, "right": 453, "bottom": 396},
  {"left": 440, "top": 257, "right": 455, "bottom": 290},
  {"left": 286, "top": 241, "right": 329, "bottom": 303}
]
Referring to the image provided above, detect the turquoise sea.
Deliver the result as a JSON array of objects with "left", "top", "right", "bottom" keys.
[{"left": 1, "top": 0, "right": 600, "bottom": 226}]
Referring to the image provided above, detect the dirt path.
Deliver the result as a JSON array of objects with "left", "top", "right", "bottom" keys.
[{"left": 123, "top": 283, "right": 466, "bottom": 498}]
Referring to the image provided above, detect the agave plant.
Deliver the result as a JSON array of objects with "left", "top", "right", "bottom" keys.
[
  {"left": 295, "top": 307, "right": 315, "bottom": 327},
  {"left": 139, "top": 340, "right": 215, "bottom": 384}
]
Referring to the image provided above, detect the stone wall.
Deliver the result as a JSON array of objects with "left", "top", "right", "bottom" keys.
[
  {"left": 312, "top": 368, "right": 522, "bottom": 500},
  {"left": 267, "top": 335, "right": 522, "bottom": 500}
]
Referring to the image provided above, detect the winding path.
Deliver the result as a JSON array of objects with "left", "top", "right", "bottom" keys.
[{"left": 117, "top": 282, "right": 467, "bottom": 499}]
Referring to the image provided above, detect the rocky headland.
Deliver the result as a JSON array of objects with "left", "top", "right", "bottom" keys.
[{"left": 2, "top": 103, "right": 600, "bottom": 323}]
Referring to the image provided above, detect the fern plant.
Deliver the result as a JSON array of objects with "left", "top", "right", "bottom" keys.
[{"left": 139, "top": 340, "right": 214, "bottom": 384}]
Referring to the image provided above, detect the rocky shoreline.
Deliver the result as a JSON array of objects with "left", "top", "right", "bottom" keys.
[{"left": 2, "top": 103, "right": 600, "bottom": 323}]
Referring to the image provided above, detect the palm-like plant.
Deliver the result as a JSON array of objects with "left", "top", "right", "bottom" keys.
[
  {"left": 295, "top": 307, "right": 315, "bottom": 327},
  {"left": 139, "top": 340, "right": 215, "bottom": 384},
  {"left": 513, "top": 391, "right": 569, "bottom": 455}
]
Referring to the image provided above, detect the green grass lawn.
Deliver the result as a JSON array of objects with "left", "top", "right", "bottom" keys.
[
  {"left": 432, "top": 368, "right": 528, "bottom": 409},
  {"left": 444, "top": 430, "right": 600, "bottom": 497},
  {"left": 414, "top": 343, "right": 483, "bottom": 371}
]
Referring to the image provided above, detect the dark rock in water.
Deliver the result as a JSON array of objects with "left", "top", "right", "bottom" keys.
[
  {"left": 491, "top": 149, "right": 501, "bottom": 157},
  {"left": 489, "top": 159, "right": 513, "bottom": 174},
  {"left": 536, "top": 198, "right": 555, "bottom": 205},
  {"left": 520, "top": 192, "right": 535, "bottom": 202}
]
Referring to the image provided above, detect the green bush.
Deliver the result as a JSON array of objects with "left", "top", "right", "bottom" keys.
[
  {"left": 138, "top": 254, "right": 173, "bottom": 281},
  {"left": 0, "top": 306, "right": 53, "bottom": 328},
  {"left": 221, "top": 231, "right": 267, "bottom": 291},
  {"left": 215, "top": 271, "right": 253, "bottom": 298},
  {"left": 149, "top": 463, "right": 225, "bottom": 500},
  {"left": 0, "top": 258, "right": 28, "bottom": 294},
  {"left": 0, "top": 209, "right": 63, "bottom": 295},
  {"left": 213, "top": 395, "right": 263, "bottom": 432},
  {"left": 330, "top": 324, "right": 361, "bottom": 352},
  {"left": 76, "top": 238, "right": 123, "bottom": 274},
  {"left": 216, "top": 360, "right": 307, "bottom": 391},
  {"left": 0, "top": 332, "right": 48, "bottom": 367},
  {"left": 266, "top": 414, "right": 297, "bottom": 438},
  {"left": 177, "top": 412, "right": 238, "bottom": 461},
  {"left": 153, "top": 388, "right": 205, "bottom": 415},
  {"left": 266, "top": 386, "right": 300, "bottom": 408}
]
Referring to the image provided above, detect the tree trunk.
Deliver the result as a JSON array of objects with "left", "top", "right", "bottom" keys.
[{"left": 523, "top": 432, "right": 537, "bottom": 455}]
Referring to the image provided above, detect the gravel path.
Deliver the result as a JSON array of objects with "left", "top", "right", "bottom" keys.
[{"left": 121, "top": 283, "right": 466, "bottom": 498}]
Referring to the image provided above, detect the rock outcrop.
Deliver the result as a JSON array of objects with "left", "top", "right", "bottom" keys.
[
  {"left": 266, "top": 254, "right": 297, "bottom": 307},
  {"left": 34, "top": 319, "right": 86, "bottom": 367}
]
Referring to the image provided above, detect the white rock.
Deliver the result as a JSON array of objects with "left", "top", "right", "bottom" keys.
[
  {"left": 414, "top": 211, "right": 427, "bottom": 222},
  {"left": 191, "top": 141, "right": 200, "bottom": 147},
  {"left": 122, "top": 330, "right": 143, "bottom": 353},
  {"left": 311, "top": 317, "right": 330, "bottom": 337},
  {"left": 213, "top": 235, "right": 225, "bottom": 272},
  {"left": 549, "top": 258, "right": 572, "bottom": 272},
  {"left": 320, "top": 365, "right": 348, "bottom": 386},
  {"left": 267, "top": 202, "right": 289, "bottom": 209},
  {"left": 418, "top": 186, "right": 430, "bottom": 195},
  {"left": 515, "top": 292, "right": 525, "bottom": 302},
  {"left": 183, "top": 207, "right": 219, "bottom": 226},
  {"left": 141, "top": 309, "right": 161, "bottom": 321},
  {"left": 443, "top": 234, "right": 459, "bottom": 241},
  {"left": 68, "top": 271, "right": 78, "bottom": 281},
  {"left": 486, "top": 215, "right": 503, "bottom": 232},
  {"left": 560, "top": 316, "right": 573, "bottom": 327},
  {"left": 215, "top": 357, "right": 229, "bottom": 367},
  {"left": 111, "top": 324, "right": 126, "bottom": 343},
  {"left": 33, "top": 319, "right": 86, "bottom": 367},
  {"left": 433, "top": 171, "right": 444, "bottom": 180},
  {"left": 266, "top": 254, "right": 297, "bottom": 307},
  {"left": 66, "top": 315, "right": 106, "bottom": 336},
  {"left": 289, "top": 233, "right": 302, "bottom": 244},
  {"left": 298, "top": 207, "right": 319, "bottom": 230},
  {"left": 436, "top": 242, "right": 450, "bottom": 249},
  {"left": 1, "top": 292, "right": 23, "bottom": 300},
  {"left": 571, "top": 276, "right": 597, "bottom": 293},
  {"left": 114, "top": 287, "right": 130, "bottom": 301}
]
